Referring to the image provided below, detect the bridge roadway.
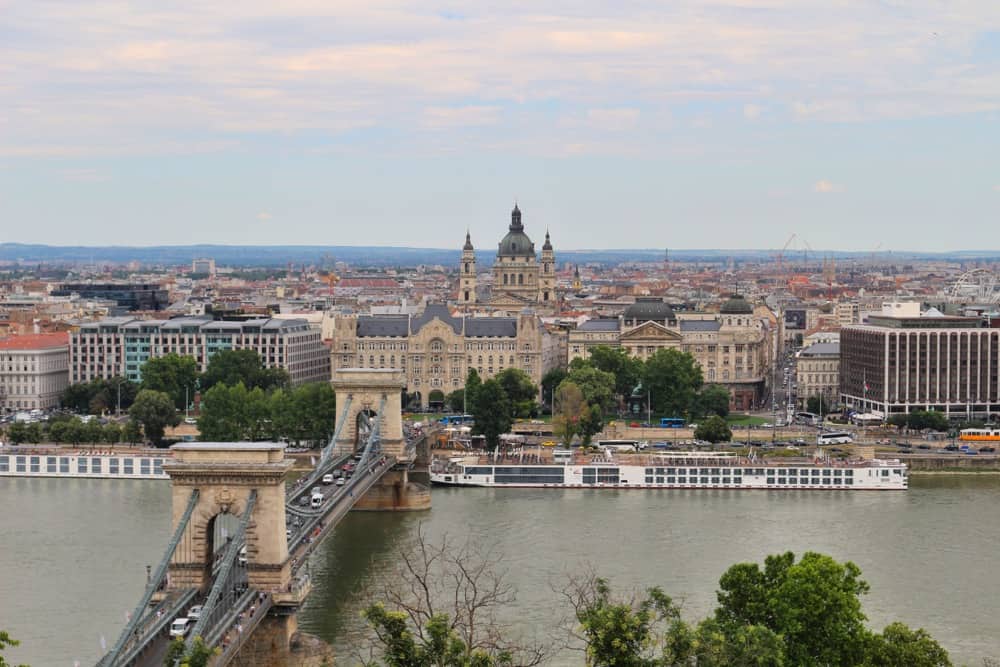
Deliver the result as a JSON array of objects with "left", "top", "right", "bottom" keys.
[{"left": 123, "top": 448, "right": 407, "bottom": 667}]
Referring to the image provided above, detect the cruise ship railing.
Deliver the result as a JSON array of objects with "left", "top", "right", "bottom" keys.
[{"left": 100, "top": 488, "right": 201, "bottom": 667}]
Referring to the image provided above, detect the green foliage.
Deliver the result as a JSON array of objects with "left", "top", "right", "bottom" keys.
[
  {"left": 695, "top": 385, "right": 731, "bottom": 419},
  {"left": 495, "top": 368, "right": 538, "bottom": 418},
  {"left": 362, "top": 604, "right": 511, "bottom": 667},
  {"left": 61, "top": 377, "right": 138, "bottom": 414},
  {"left": 5, "top": 422, "right": 28, "bottom": 445},
  {"left": 566, "top": 363, "right": 616, "bottom": 413},
  {"left": 862, "top": 622, "right": 952, "bottom": 667},
  {"left": 540, "top": 367, "right": 568, "bottom": 407},
  {"left": 695, "top": 416, "right": 732, "bottom": 444},
  {"left": 806, "top": 394, "right": 832, "bottom": 416},
  {"left": 200, "top": 349, "right": 290, "bottom": 393},
  {"left": 641, "top": 349, "right": 704, "bottom": 419},
  {"left": 198, "top": 381, "right": 335, "bottom": 445},
  {"left": 888, "top": 410, "right": 949, "bottom": 432},
  {"left": 464, "top": 368, "right": 483, "bottom": 412},
  {"left": 164, "top": 635, "right": 218, "bottom": 667},
  {"left": 123, "top": 419, "right": 143, "bottom": 445},
  {"left": 445, "top": 388, "right": 466, "bottom": 413},
  {"left": 270, "top": 382, "right": 338, "bottom": 446},
  {"left": 24, "top": 423, "right": 42, "bottom": 444},
  {"left": 714, "top": 551, "right": 871, "bottom": 667},
  {"left": 0, "top": 629, "right": 28, "bottom": 667},
  {"left": 197, "top": 382, "right": 268, "bottom": 441},
  {"left": 580, "top": 404, "right": 604, "bottom": 446},
  {"left": 128, "top": 389, "right": 180, "bottom": 446},
  {"left": 553, "top": 381, "right": 587, "bottom": 446},
  {"left": 140, "top": 353, "right": 199, "bottom": 410},
  {"left": 587, "top": 345, "right": 644, "bottom": 402},
  {"left": 470, "top": 379, "right": 513, "bottom": 449},
  {"left": 103, "top": 422, "right": 123, "bottom": 444}
]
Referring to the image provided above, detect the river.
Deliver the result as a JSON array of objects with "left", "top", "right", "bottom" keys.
[{"left": 1, "top": 476, "right": 998, "bottom": 666}]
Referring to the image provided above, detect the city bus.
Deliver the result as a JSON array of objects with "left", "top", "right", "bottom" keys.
[
  {"left": 660, "top": 417, "right": 686, "bottom": 428},
  {"left": 439, "top": 414, "right": 474, "bottom": 426},
  {"left": 795, "top": 412, "right": 821, "bottom": 426},
  {"left": 817, "top": 431, "right": 853, "bottom": 445},
  {"left": 596, "top": 439, "right": 645, "bottom": 452}
]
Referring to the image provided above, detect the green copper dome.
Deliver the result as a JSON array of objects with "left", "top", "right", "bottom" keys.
[{"left": 497, "top": 204, "right": 536, "bottom": 257}]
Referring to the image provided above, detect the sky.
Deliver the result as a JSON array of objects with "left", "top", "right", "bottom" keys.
[{"left": 1, "top": 1, "right": 1000, "bottom": 252}]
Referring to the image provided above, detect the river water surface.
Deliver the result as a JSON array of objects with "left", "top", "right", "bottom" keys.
[{"left": 1, "top": 476, "right": 998, "bottom": 666}]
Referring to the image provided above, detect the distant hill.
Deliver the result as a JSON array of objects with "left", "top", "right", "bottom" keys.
[{"left": 1, "top": 243, "right": 998, "bottom": 268}]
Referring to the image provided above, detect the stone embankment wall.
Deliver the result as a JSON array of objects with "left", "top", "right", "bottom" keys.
[{"left": 904, "top": 455, "right": 1000, "bottom": 472}]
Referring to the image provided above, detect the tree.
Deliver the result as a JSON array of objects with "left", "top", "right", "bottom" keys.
[
  {"left": 553, "top": 381, "right": 587, "bottom": 446},
  {"left": 197, "top": 383, "right": 251, "bottom": 442},
  {"left": 164, "top": 635, "right": 217, "bottom": 667},
  {"left": 470, "top": 379, "right": 512, "bottom": 449},
  {"left": 695, "top": 416, "right": 731, "bottom": 444},
  {"left": 588, "top": 345, "right": 644, "bottom": 404},
  {"left": 642, "top": 349, "right": 704, "bottom": 419},
  {"left": 288, "top": 382, "right": 337, "bottom": 446},
  {"left": 103, "top": 422, "right": 123, "bottom": 444},
  {"left": 201, "top": 349, "right": 289, "bottom": 393},
  {"left": 464, "top": 368, "right": 483, "bottom": 413},
  {"left": 445, "top": 388, "right": 466, "bottom": 414},
  {"left": 123, "top": 419, "right": 143, "bottom": 446},
  {"left": 6, "top": 422, "right": 28, "bottom": 445},
  {"left": 566, "top": 363, "right": 616, "bottom": 413},
  {"left": 495, "top": 368, "right": 538, "bottom": 419},
  {"left": 140, "top": 354, "right": 199, "bottom": 410},
  {"left": 24, "top": 423, "right": 42, "bottom": 444},
  {"left": 714, "top": 551, "right": 871, "bottom": 667},
  {"left": 129, "top": 389, "right": 180, "bottom": 446},
  {"left": 863, "top": 622, "right": 952, "bottom": 667},
  {"left": 0, "top": 629, "right": 28, "bottom": 667},
  {"left": 357, "top": 528, "right": 547, "bottom": 666},
  {"left": 806, "top": 394, "right": 832, "bottom": 416},
  {"left": 83, "top": 418, "right": 104, "bottom": 444},
  {"left": 580, "top": 404, "right": 605, "bottom": 447},
  {"left": 540, "top": 367, "right": 568, "bottom": 410},
  {"left": 695, "top": 385, "right": 731, "bottom": 419}
]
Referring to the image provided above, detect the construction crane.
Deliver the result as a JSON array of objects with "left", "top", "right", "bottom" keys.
[{"left": 773, "top": 233, "right": 797, "bottom": 274}]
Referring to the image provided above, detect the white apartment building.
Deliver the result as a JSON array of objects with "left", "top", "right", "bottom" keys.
[{"left": 0, "top": 333, "right": 70, "bottom": 414}]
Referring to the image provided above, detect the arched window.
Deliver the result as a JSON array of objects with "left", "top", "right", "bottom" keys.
[
  {"left": 518, "top": 274, "right": 524, "bottom": 285},
  {"left": 379, "top": 355, "right": 385, "bottom": 367},
  {"left": 503, "top": 274, "right": 509, "bottom": 285},
  {"left": 465, "top": 262, "right": 470, "bottom": 273},
  {"left": 369, "top": 355, "right": 375, "bottom": 366}
]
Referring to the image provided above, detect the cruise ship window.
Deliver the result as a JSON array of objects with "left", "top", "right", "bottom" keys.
[
  {"left": 60, "top": 458, "right": 69, "bottom": 473},
  {"left": 47, "top": 457, "right": 57, "bottom": 473},
  {"left": 92, "top": 457, "right": 102, "bottom": 472},
  {"left": 0, "top": 456, "right": 7, "bottom": 472},
  {"left": 78, "top": 459, "right": 87, "bottom": 473},
  {"left": 17, "top": 457, "right": 26, "bottom": 472},
  {"left": 109, "top": 458, "right": 119, "bottom": 474}
]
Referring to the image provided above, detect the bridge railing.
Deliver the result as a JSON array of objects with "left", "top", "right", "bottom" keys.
[
  {"left": 210, "top": 591, "right": 274, "bottom": 667},
  {"left": 99, "top": 488, "right": 201, "bottom": 667},
  {"left": 115, "top": 588, "right": 198, "bottom": 667}
]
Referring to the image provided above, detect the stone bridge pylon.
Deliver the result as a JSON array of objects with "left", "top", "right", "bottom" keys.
[
  {"left": 332, "top": 368, "right": 406, "bottom": 459},
  {"left": 163, "top": 443, "right": 293, "bottom": 592}
]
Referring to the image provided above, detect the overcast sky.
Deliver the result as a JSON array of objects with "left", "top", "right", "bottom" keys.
[{"left": 2, "top": 1, "right": 1000, "bottom": 251}]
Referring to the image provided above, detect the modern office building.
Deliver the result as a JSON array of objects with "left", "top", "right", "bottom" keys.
[
  {"left": 191, "top": 258, "right": 216, "bottom": 276},
  {"left": 330, "top": 303, "right": 553, "bottom": 408},
  {"left": 51, "top": 283, "right": 170, "bottom": 313},
  {"left": 70, "top": 317, "right": 329, "bottom": 386},
  {"left": 0, "top": 332, "right": 70, "bottom": 414},
  {"left": 841, "top": 309, "right": 1000, "bottom": 418}
]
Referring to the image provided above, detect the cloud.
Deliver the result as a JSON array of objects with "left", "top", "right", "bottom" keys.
[
  {"left": 422, "top": 106, "right": 500, "bottom": 128},
  {"left": 59, "top": 168, "right": 109, "bottom": 182},
  {"left": 743, "top": 103, "right": 763, "bottom": 119},
  {"left": 813, "top": 180, "right": 844, "bottom": 193},
  {"left": 256, "top": 211, "right": 272, "bottom": 221}
]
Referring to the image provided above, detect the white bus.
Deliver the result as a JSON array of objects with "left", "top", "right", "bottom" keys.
[
  {"left": 596, "top": 439, "right": 644, "bottom": 452},
  {"left": 817, "top": 431, "right": 853, "bottom": 445}
]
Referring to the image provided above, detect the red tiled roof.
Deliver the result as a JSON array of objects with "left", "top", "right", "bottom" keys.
[{"left": 0, "top": 332, "right": 70, "bottom": 350}]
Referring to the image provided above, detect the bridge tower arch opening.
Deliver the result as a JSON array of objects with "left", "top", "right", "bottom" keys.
[
  {"left": 164, "top": 442, "right": 293, "bottom": 593},
  {"left": 333, "top": 368, "right": 406, "bottom": 458}
]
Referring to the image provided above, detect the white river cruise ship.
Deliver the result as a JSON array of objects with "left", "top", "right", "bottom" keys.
[
  {"left": 431, "top": 451, "right": 907, "bottom": 491},
  {"left": 0, "top": 446, "right": 170, "bottom": 480}
]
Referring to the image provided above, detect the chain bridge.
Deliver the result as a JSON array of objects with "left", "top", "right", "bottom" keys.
[{"left": 95, "top": 369, "right": 432, "bottom": 667}]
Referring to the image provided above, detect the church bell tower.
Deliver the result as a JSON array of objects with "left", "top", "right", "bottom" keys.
[{"left": 459, "top": 230, "right": 477, "bottom": 305}]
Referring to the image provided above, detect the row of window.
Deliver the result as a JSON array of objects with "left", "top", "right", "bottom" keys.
[
  {"left": 643, "top": 466, "right": 856, "bottom": 477},
  {"left": 0, "top": 455, "right": 165, "bottom": 476}
]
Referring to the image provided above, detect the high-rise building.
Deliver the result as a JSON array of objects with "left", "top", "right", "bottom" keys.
[{"left": 51, "top": 283, "right": 170, "bottom": 313}]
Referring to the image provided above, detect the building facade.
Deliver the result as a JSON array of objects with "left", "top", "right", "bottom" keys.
[
  {"left": 0, "top": 333, "right": 70, "bottom": 414},
  {"left": 51, "top": 283, "right": 170, "bottom": 313},
  {"left": 567, "top": 296, "right": 772, "bottom": 411},
  {"left": 71, "top": 317, "right": 329, "bottom": 386},
  {"left": 795, "top": 342, "right": 840, "bottom": 410},
  {"left": 841, "top": 313, "right": 1000, "bottom": 418},
  {"left": 330, "top": 303, "right": 552, "bottom": 407}
]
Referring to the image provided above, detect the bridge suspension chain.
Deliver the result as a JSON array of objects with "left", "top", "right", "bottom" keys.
[
  {"left": 100, "top": 488, "right": 201, "bottom": 667},
  {"left": 184, "top": 490, "right": 258, "bottom": 652},
  {"left": 355, "top": 396, "right": 386, "bottom": 470}
]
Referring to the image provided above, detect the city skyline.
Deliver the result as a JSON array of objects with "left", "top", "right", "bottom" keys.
[{"left": 2, "top": 2, "right": 1000, "bottom": 250}]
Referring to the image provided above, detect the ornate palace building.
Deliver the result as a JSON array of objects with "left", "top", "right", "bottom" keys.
[
  {"left": 567, "top": 296, "right": 773, "bottom": 411},
  {"left": 458, "top": 204, "right": 556, "bottom": 311},
  {"left": 330, "top": 303, "right": 555, "bottom": 408}
]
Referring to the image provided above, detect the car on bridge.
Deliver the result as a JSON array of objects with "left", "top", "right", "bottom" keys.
[
  {"left": 187, "top": 605, "right": 203, "bottom": 620},
  {"left": 336, "top": 477, "right": 346, "bottom": 486},
  {"left": 322, "top": 473, "right": 335, "bottom": 484},
  {"left": 169, "top": 617, "right": 192, "bottom": 638}
]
